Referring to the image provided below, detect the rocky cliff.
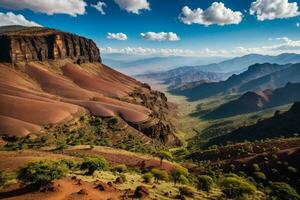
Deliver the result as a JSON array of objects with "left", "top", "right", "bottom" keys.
[
  {"left": 0, "top": 26, "right": 100, "bottom": 64},
  {"left": 0, "top": 26, "right": 180, "bottom": 147}
]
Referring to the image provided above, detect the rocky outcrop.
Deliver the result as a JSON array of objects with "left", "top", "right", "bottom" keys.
[{"left": 0, "top": 27, "right": 100, "bottom": 64}]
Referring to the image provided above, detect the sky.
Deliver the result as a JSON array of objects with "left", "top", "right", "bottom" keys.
[{"left": 0, "top": 0, "right": 300, "bottom": 58}]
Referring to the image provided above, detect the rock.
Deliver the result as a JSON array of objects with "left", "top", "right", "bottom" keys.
[
  {"left": 114, "top": 176, "right": 124, "bottom": 184},
  {"left": 134, "top": 186, "right": 149, "bottom": 199},
  {"left": 0, "top": 27, "right": 100, "bottom": 64}
]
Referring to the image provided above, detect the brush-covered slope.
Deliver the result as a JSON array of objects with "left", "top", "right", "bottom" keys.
[
  {"left": 207, "top": 82, "right": 300, "bottom": 118},
  {"left": 0, "top": 26, "right": 180, "bottom": 146},
  {"left": 208, "top": 102, "right": 300, "bottom": 145}
]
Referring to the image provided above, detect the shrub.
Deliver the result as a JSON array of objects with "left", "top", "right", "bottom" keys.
[
  {"left": 171, "top": 165, "right": 189, "bottom": 185},
  {"left": 80, "top": 156, "right": 109, "bottom": 175},
  {"left": 59, "top": 159, "right": 78, "bottom": 170},
  {"left": 142, "top": 172, "right": 153, "bottom": 183},
  {"left": 112, "top": 164, "right": 127, "bottom": 173},
  {"left": 179, "top": 186, "right": 195, "bottom": 197},
  {"left": 17, "top": 160, "right": 67, "bottom": 186},
  {"left": 150, "top": 168, "right": 169, "bottom": 182},
  {"left": 179, "top": 175, "right": 189, "bottom": 184},
  {"left": 269, "top": 182, "right": 300, "bottom": 200},
  {"left": 252, "top": 163, "right": 260, "bottom": 171},
  {"left": 197, "top": 175, "right": 214, "bottom": 192},
  {"left": 158, "top": 150, "right": 172, "bottom": 166},
  {"left": 0, "top": 170, "right": 9, "bottom": 188},
  {"left": 253, "top": 172, "right": 266, "bottom": 181},
  {"left": 221, "top": 175, "right": 256, "bottom": 198}
]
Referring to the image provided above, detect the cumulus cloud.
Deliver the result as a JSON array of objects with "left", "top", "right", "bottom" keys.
[
  {"left": 92, "top": 1, "right": 106, "bottom": 15},
  {"left": 114, "top": 0, "right": 150, "bottom": 14},
  {"left": 140, "top": 32, "right": 180, "bottom": 41},
  {"left": 100, "top": 37, "right": 300, "bottom": 57},
  {"left": 180, "top": 2, "right": 243, "bottom": 26},
  {"left": 250, "top": 0, "right": 299, "bottom": 21},
  {"left": 0, "top": 12, "right": 41, "bottom": 27},
  {"left": 107, "top": 32, "right": 128, "bottom": 40},
  {"left": 0, "top": 0, "right": 86, "bottom": 16}
]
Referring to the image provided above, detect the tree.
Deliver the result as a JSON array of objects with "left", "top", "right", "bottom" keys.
[
  {"left": 17, "top": 160, "right": 67, "bottom": 187},
  {"left": 269, "top": 182, "right": 300, "bottom": 200},
  {"left": 197, "top": 175, "right": 214, "bottom": 192},
  {"left": 171, "top": 165, "right": 189, "bottom": 185},
  {"left": 150, "top": 168, "right": 169, "bottom": 183},
  {"left": 112, "top": 164, "right": 127, "bottom": 173},
  {"left": 142, "top": 172, "right": 153, "bottom": 183},
  {"left": 158, "top": 150, "right": 172, "bottom": 166},
  {"left": 0, "top": 170, "right": 8, "bottom": 188},
  {"left": 221, "top": 174, "right": 256, "bottom": 198},
  {"left": 80, "top": 156, "right": 109, "bottom": 175}
]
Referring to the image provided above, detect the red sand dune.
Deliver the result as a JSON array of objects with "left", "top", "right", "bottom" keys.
[{"left": 0, "top": 62, "right": 151, "bottom": 137}]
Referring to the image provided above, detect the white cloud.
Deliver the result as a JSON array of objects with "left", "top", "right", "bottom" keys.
[
  {"left": 92, "top": 1, "right": 106, "bottom": 15},
  {"left": 107, "top": 32, "right": 128, "bottom": 40},
  {"left": 140, "top": 32, "right": 180, "bottom": 41},
  {"left": 297, "top": 22, "right": 300, "bottom": 27},
  {"left": 180, "top": 2, "right": 243, "bottom": 26},
  {"left": 114, "top": 0, "right": 150, "bottom": 14},
  {"left": 100, "top": 38, "right": 300, "bottom": 57},
  {"left": 0, "top": 0, "right": 87, "bottom": 16},
  {"left": 250, "top": 0, "right": 299, "bottom": 21},
  {"left": 269, "top": 37, "right": 291, "bottom": 42},
  {"left": 0, "top": 12, "right": 41, "bottom": 27}
]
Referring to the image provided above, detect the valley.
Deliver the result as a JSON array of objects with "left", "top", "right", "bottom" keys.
[{"left": 0, "top": 25, "right": 299, "bottom": 200}]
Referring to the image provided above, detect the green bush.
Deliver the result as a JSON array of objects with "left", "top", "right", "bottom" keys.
[
  {"left": 179, "top": 186, "right": 195, "bottom": 197},
  {"left": 171, "top": 165, "right": 189, "bottom": 185},
  {"left": 80, "top": 156, "right": 109, "bottom": 175},
  {"left": 59, "top": 159, "right": 79, "bottom": 170},
  {"left": 112, "top": 164, "right": 127, "bottom": 173},
  {"left": 197, "top": 175, "right": 214, "bottom": 192},
  {"left": 179, "top": 175, "right": 189, "bottom": 184},
  {"left": 253, "top": 172, "right": 266, "bottom": 181},
  {"left": 142, "top": 172, "right": 153, "bottom": 183},
  {"left": 17, "top": 160, "right": 68, "bottom": 186},
  {"left": 158, "top": 150, "right": 173, "bottom": 166},
  {"left": 221, "top": 175, "right": 256, "bottom": 198},
  {"left": 150, "top": 168, "right": 169, "bottom": 182},
  {"left": 269, "top": 182, "right": 300, "bottom": 200},
  {"left": 0, "top": 170, "right": 9, "bottom": 188}
]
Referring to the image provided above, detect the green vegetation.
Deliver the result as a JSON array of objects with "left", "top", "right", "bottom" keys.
[
  {"left": 197, "top": 175, "right": 214, "bottom": 192},
  {"left": 80, "top": 156, "right": 109, "bottom": 175},
  {"left": 0, "top": 170, "right": 9, "bottom": 188},
  {"left": 178, "top": 186, "right": 195, "bottom": 198},
  {"left": 142, "top": 172, "right": 153, "bottom": 183},
  {"left": 112, "top": 164, "right": 127, "bottom": 173},
  {"left": 150, "top": 168, "right": 169, "bottom": 182},
  {"left": 269, "top": 182, "right": 300, "bottom": 200},
  {"left": 158, "top": 150, "right": 173, "bottom": 166},
  {"left": 221, "top": 174, "right": 256, "bottom": 198},
  {"left": 17, "top": 160, "right": 68, "bottom": 186},
  {"left": 170, "top": 165, "right": 189, "bottom": 185}
]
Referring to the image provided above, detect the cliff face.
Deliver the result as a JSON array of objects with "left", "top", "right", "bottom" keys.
[
  {"left": 0, "top": 26, "right": 180, "bottom": 146},
  {"left": 0, "top": 27, "right": 100, "bottom": 64}
]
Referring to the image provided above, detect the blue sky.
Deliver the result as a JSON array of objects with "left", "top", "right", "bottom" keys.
[{"left": 0, "top": 0, "right": 300, "bottom": 57}]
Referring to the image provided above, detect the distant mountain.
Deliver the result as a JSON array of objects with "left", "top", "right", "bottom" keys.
[
  {"left": 102, "top": 53, "right": 226, "bottom": 75},
  {"left": 138, "top": 53, "right": 300, "bottom": 89},
  {"left": 171, "top": 63, "right": 294, "bottom": 100},
  {"left": 206, "top": 81, "right": 300, "bottom": 119},
  {"left": 208, "top": 101, "right": 300, "bottom": 145}
]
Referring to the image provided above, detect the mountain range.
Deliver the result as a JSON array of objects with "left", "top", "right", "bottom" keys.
[{"left": 138, "top": 53, "right": 300, "bottom": 90}]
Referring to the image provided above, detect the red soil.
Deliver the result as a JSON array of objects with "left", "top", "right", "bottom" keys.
[
  {"left": 0, "top": 178, "right": 120, "bottom": 200},
  {"left": 0, "top": 62, "right": 151, "bottom": 137}
]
